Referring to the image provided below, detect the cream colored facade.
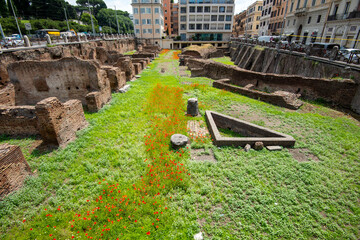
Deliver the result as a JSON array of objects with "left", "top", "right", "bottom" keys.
[
  {"left": 259, "top": 0, "right": 272, "bottom": 36},
  {"left": 283, "top": 0, "right": 330, "bottom": 44},
  {"left": 132, "top": 0, "right": 165, "bottom": 45},
  {"left": 245, "top": 1, "right": 263, "bottom": 37},
  {"left": 321, "top": 0, "right": 360, "bottom": 48}
]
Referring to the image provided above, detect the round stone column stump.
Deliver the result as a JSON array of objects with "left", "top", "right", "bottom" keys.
[{"left": 187, "top": 98, "right": 199, "bottom": 116}]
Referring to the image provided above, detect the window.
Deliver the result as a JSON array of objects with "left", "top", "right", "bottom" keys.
[
  {"left": 211, "top": 15, "right": 217, "bottom": 21},
  {"left": 219, "top": 15, "right": 225, "bottom": 21},
  {"left": 287, "top": 19, "right": 290, "bottom": 26},
  {"left": 256, "top": 24, "right": 259, "bottom": 29},
  {"left": 134, "top": 8, "right": 138, "bottom": 14},
  {"left": 258, "top": 6, "right": 262, "bottom": 11},
  {"left": 344, "top": 2, "right": 350, "bottom": 14},
  {"left": 256, "top": 16, "right": 260, "bottom": 20},
  {"left": 226, "top": 15, "right": 232, "bottom": 21},
  {"left": 155, "top": 19, "right": 160, "bottom": 24},
  {"left": 136, "top": 29, "right": 140, "bottom": 34},
  {"left": 155, "top": 7, "right": 159, "bottom": 13},
  {"left": 204, "top": 6, "right": 210, "bottom": 12},
  {"left": 143, "top": 29, "right": 147, "bottom": 34},
  {"left": 333, "top": 4, "right": 338, "bottom": 15},
  {"left": 165, "top": 17, "right": 167, "bottom": 20},
  {"left": 197, "top": 6, "right": 203, "bottom": 12},
  {"left": 190, "top": 6, "right": 195, "bottom": 12},
  {"left": 165, "top": 10, "right": 167, "bottom": 13},
  {"left": 147, "top": 19, "right": 151, "bottom": 24},
  {"left": 293, "top": 19, "right": 296, "bottom": 25},
  {"left": 180, "top": 16, "right": 186, "bottom": 22},
  {"left": 225, "top": 24, "right": 231, "bottom": 30},
  {"left": 135, "top": 19, "right": 139, "bottom": 25},
  {"left": 204, "top": 15, "right": 210, "bottom": 21},
  {"left": 180, "top": 0, "right": 186, "bottom": 3},
  {"left": 148, "top": 29, "right": 152, "bottom": 34},
  {"left": 204, "top": 24, "right": 210, "bottom": 29},
  {"left": 281, "top": 7, "right": 283, "bottom": 14},
  {"left": 180, "top": 24, "right": 186, "bottom": 30},
  {"left": 189, "top": 24, "right": 195, "bottom": 30},
  {"left": 164, "top": 3, "right": 167, "bottom": 7},
  {"left": 141, "top": 8, "right": 145, "bottom": 13},
  {"left": 156, "top": 29, "right": 160, "bottom": 33},
  {"left": 146, "top": 8, "right": 151, "bottom": 14},
  {"left": 312, "top": 0, "right": 316, "bottom": 6},
  {"left": 296, "top": 0, "right": 300, "bottom": 9},
  {"left": 189, "top": 15, "right": 195, "bottom": 21},
  {"left": 196, "top": 24, "right": 202, "bottom": 30},
  {"left": 219, "top": 6, "right": 225, "bottom": 12},
  {"left": 317, "top": 15, "right": 321, "bottom": 23},
  {"left": 308, "top": 16, "right": 311, "bottom": 24},
  {"left": 321, "top": 0, "right": 325, "bottom": 3},
  {"left": 142, "top": 19, "right": 146, "bottom": 25},
  {"left": 180, "top": 7, "right": 186, "bottom": 13},
  {"left": 350, "top": 26, "right": 357, "bottom": 31}
]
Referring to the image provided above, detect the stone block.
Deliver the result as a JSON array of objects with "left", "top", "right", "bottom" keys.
[
  {"left": 0, "top": 144, "right": 32, "bottom": 198},
  {"left": 0, "top": 84, "right": 15, "bottom": 106}
]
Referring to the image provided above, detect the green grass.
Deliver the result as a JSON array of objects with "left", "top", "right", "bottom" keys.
[
  {"left": 210, "top": 57, "right": 235, "bottom": 66},
  {"left": 1, "top": 50, "right": 359, "bottom": 239},
  {"left": 218, "top": 128, "right": 245, "bottom": 138},
  {"left": 124, "top": 50, "right": 136, "bottom": 55}
]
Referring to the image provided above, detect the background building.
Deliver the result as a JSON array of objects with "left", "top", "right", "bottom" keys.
[
  {"left": 132, "top": 0, "right": 165, "bottom": 45},
  {"left": 163, "top": 0, "right": 172, "bottom": 35},
  {"left": 233, "top": 10, "right": 247, "bottom": 37},
  {"left": 178, "top": 0, "right": 235, "bottom": 41},
  {"left": 268, "top": 0, "right": 287, "bottom": 35},
  {"left": 259, "top": 0, "right": 272, "bottom": 36},
  {"left": 171, "top": 2, "right": 179, "bottom": 37},
  {"left": 283, "top": 0, "right": 329, "bottom": 44},
  {"left": 245, "top": 1, "right": 262, "bottom": 37},
  {"left": 322, "top": 0, "right": 360, "bottom": 48}
]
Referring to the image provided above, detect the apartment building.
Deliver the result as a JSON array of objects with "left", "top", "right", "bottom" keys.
[
  {"left": 171, "top": 3, "right": 179, "bottom": 36},
  {"left": 178, "top": 0, "right": 235, "bottom": 41},
  {"left": 233, "top": 10, "right": 247, "bottom": 37},
  {"left": 131, "top": 0, "right": 165, "bottom": 45},
  {"left": 164, "top": 0, "right": 172, "bottom": 35},
  {"left": 259, "top": 0, "right": 273, "bottom": 36},
  {"left": 268, "top": 0, "right": 287, "bottom": 34},
  {"left": 245, "top": 1, "right": 263, "bottom": 37},
  {"left": 283, "top": 0, "right": 329, "bottom": 44},
  {"left": 321, "top": 0, "right": 360, "bottom": 48}
]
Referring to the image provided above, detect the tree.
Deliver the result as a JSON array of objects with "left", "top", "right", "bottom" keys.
[
  {"left": 12, "top": 0, "right": 31, "bottom": 18},
  {"left": 80, "top": 12, "right": 98, "bottom": 26},
  {"left": 96, "top": 8, "right": 133, "bottom": 34},
  {"left": 0, "top": 0, "right": 9, "bottom": 17},
  {"left": 76, "top": 0, "right": 107, "bottom": 16}
]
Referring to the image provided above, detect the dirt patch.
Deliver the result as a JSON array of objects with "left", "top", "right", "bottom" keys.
[
  {"left": 191, "top": 148, "right": 216, "bottom": 162},
  {"left": 226, "top": 105, "right": 282, "bottom": 127},
  {"left": 188, "top": 120, "right": 209, "bottom": 137},
  {"left": 179, "top": 66, "right": 190, "bottom": 77},
  {"left": 289, "top": 148, "right": 320, "bottom": 162}
]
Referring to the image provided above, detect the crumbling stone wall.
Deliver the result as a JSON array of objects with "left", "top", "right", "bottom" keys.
[
  {"left": 187, "top": 58, "right": 359, "bottom": 112},
  {"left": 0, "top": 144, "right": 32, "bottom": 198},
  {"left": 182, "top": 44, "right": 224, "bottom": 59},
  {"left": 0, "top": 84, "right": 15, "bottom": 106},
  {"left": 0, "top": 97, "right": 87, "bottom": 147},
  {"left": 230, "top": 42, "right": 360, "bottom": 81},
  {"left": 36, "top": 97, "right": 87, "bottom": 147},
  {"left": 0, "top": 106, "right": 38, "bottom": 136},
  {"left": 7, "top": 57, "right": 112, "bottom": 109}
]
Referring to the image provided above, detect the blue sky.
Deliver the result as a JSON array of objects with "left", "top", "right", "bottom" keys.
[{"left": 67, "top": 0, "right": 252, "bottom": 14}]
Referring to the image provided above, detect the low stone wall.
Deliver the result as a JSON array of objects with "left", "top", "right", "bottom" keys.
[
  {"left": 0, "top": 144, "right": 32, "bottom": 198},
  {"left": 187, "top": 58, "right": 360, "bottom": 113},
  {"left": 0, "top": 97, "right": 87, "bottom": 147},
  {"left": 213, "top": 79, "right": 303, "bottom": 110},
  {"left": 0, "top": 106, "right": 38, "bottom": 136}
]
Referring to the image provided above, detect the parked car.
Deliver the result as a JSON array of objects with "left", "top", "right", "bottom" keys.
[
  {"left": 0, "top": 35, "right": 24, "bottom": 48},
  {"left": 339, "top": 48, "right": 360, "bottom": 63},
  {"left": 311, "top": 42, "right": 340, "bottom": 57},
  {"left": 258, "top": 35, "right": 280, "bottom": 43}
]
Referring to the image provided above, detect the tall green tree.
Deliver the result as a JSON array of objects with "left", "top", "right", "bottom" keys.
[
  {"left": 0, "top": 0, "right": 9, "bottom": 17},
  {"left": 80, "top": 12, "right": 98, "bottom": 26},
  {"left": 12, "top": 0, "right": 31, "bottom": 18},
  {"left": 96, "top": 8, "right": 133, "bottom": 34},
  {"left": 76, "top": 0, "right": 107, "bottom": 16}
]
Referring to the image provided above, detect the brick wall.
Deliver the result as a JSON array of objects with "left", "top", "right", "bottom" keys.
[{"left": 0, "top": 144, "right": 32, "bottom": 198}]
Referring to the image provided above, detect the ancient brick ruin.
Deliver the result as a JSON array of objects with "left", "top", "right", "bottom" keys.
[
  {"left": 0, "top": 39, "right": 159, "bottom": 147},
  {"left": 186, "top": 58, "right": 360, "bottom": 113},
  {"left": 0, "top": 144, "right": 32, "bottom": 198}
]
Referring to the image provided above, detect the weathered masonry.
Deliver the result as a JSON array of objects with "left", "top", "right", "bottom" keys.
[{"left": 0, "top": 39, "right": 159, "bottom": 147}]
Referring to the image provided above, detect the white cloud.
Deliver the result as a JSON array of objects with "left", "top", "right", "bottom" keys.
[{"left": 235, "top": 0, "right": 256, "bottom": 14}]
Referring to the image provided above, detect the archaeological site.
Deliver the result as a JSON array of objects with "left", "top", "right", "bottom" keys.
[{"left": 0, "top": 38, "right": 359, "bottom": 240}]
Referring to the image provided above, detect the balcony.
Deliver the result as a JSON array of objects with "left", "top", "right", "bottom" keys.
[
  {"left": 328, "top": 11, "right": 360, "bottom": 21},
  {"left": 294, "top": 7, "right": 307, "bottom": 17}
]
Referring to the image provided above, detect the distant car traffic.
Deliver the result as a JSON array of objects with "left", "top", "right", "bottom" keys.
[
  {"left": 339, "top": 48, "right": 360, "bottom": 63},
  {"left": 0, "top": 34, "right": 24, "bottom": 48}
]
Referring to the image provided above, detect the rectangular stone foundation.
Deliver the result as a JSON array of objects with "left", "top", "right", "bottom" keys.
[{"left": 0, "top": 144, "right": 32, "bottom": 198}]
